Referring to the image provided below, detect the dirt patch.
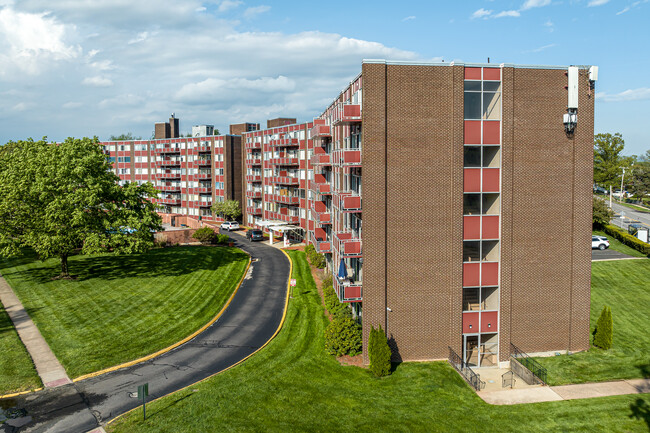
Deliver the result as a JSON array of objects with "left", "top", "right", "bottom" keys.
[{"left": 337, "top": 354, "right": 365, "bottom": 368}]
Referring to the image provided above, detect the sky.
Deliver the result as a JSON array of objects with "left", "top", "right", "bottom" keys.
[{"left": 0, "top": 0, "right": 648, "bottom": 156}]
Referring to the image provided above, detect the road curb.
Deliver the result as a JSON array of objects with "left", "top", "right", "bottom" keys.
[
  {"left": 105, "top": 247, "right": 294, "bottom": 429},
  {"left": 73, "top": 252, "right": 253, "bottom": 383}
]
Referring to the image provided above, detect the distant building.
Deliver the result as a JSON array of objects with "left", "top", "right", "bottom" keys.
[
  {"left": 154, "top": 114, "right": 180, "bottom": 139},
  {"left": 230, "top": 122, "right": 260, "bottom": 136},
  {"left": 192, "top": 125, "right": 214, "bottom": 137},
  {"left": 267, "top": 118, "right": 296, "bottom": 128}
]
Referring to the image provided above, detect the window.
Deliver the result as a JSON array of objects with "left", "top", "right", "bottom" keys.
[
  {"left": 117, "top": 156, "right": 131, "bottom": 163},
  {"left": 464, "top": 80, "right": 501, "bottom": 121}
]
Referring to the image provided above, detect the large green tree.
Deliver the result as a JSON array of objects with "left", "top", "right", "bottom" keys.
[
  {"left": 628, "top": 150, "right": 650, "bottom": 200},
  {"left": 0, "top": 137, "right": 162, "bottom": 278},
  {"left": 108, "top": 132, "right": 141, "bottom": 141},
  {"left": 211, "top": 200, "right": 242, "bottom": 221},
  {"left": 593, "top": 133, "right": 634, "bottom": 189}
]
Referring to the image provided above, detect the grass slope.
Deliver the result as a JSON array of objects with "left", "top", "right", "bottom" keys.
[
  {"left": 0, "top": 304, "right": 42, "bottom": 395},
  {"left": 109, "top": 251, "right": 649, "bottom": 433},
  {"left": 0, "top": 246, "right": 248, "bottom": 378},
  {"left": 536, "top": 259, "right": 650, "bottom": 385},
  {"left": 593, "top": 229, "right": 647, "bottom": 258}
]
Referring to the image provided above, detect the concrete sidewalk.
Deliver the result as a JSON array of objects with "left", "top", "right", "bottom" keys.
[
  {"left": 478, "top": 378, "right": 650, "bottom": 405},
  {"left": 0, "top": 273, "right": 72, "bottom": 389}
]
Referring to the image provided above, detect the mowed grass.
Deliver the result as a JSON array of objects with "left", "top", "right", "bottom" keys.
[
  {"left": 593, "top": 229, "right": 647, "bottom": 258},
  {"left": 0, "top": 304, "right": 42, "bottom": 395},
  {"left": 109, "top": 251, "right": 649, "bottom": 433},
  {"left": 0, "top": 246, "right": 248, "bottom": 379},
  {"left": 536, "top": 259, "right": 650, "bottom": 385}
]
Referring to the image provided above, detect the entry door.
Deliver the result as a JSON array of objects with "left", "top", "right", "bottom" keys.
[{"left": 463, "top": 335, "right": 479, "bottom": 367}]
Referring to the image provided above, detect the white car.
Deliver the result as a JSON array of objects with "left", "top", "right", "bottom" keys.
[
  {"left": 592, "top": 235, "right": 609, "bottom": 250},
  {"left": 221, "top": 221, "right": 240, "bottom": 231}
]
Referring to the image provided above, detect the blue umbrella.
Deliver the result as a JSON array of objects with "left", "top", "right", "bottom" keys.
[{"left": 337, "top": 258, "right": 347, "bottom": 280}]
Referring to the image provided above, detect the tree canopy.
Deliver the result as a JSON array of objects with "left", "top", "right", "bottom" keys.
[
  {"left": 628, "top": 150, "right": 650, "bottom": 199},
  {"left": 211, "top": 200, "right": 242, "bottom": 221},
  {"left": 0, "top": 137, "right": 162, "bottom": 277},
  {"left": 109, "top": 132, "right": 141, "bottom": 141},
  {"left": 593, "top": 133, "right": 634, "bottom": 189}
]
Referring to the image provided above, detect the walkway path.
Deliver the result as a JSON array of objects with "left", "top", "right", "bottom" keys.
[
  {"left": 0, "top": 275, "right": 71, "bottom": 389},
  {"left": 478, "top": 378, "right": 650, "bottom": 405},
  {"left": 3, "top": 230, "right": 290, "bottom": 433}
]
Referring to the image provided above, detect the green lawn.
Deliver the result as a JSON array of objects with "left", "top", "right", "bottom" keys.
[
  {"left": 0, "top": 304, "right": 42, "bottom": 395},
  {"left": 593, "top": 230, "right": 647, "bottom": 258},
  {"left": 109, "top": 251, "right": 649, "bottom": 433},
  {"left": 0, "top": 246, "right": 248, "bottom": 379},
  {"left": 536, "top": 259, "right": 650, "bottom": 385}
]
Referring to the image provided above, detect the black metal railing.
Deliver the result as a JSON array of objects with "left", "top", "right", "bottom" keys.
[
  {"left": 448, "top": 347, "right": 485, "bottom": 391},
  {"left": 510, "top": 343, "right": 547, "bottom": 384},
  {"left": 502, "top": 370, "right": 516, "bottom": 389}
]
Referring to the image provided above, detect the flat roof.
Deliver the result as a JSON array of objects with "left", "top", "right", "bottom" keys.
[{"left": 362, "top": 59, "right": 595, "bottom": 71}]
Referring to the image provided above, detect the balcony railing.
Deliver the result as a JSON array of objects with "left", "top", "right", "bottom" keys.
[
  {"left": 194, "top": 172, "right": 211, "bottom": 180},
  {"left": 332, "top": 103, "right": 362, "bottom": 125},
  {"left": 158, "top": 159, "right": 182, "bottom": 166},
  {"left": 192, "top": 186, "right": 212, "bottom": 194},
  {"left": 310, "top": 153, "right": 332, "bottom": 166},
  {"left": 269, "top": 138, "right": 299, "bottom": 147},
  {"left": 195, "top": 159, "right": 212, "bottom": 166},
  {"left": 246, "top": 190, "right": 262, "bottom": 199},
  {"left": 315, "top": 239, "right": 332, "bottom": 254},
  {"left": 245, "top": 141, "right": 261, "bottom": 149},
  {"left": 158, "top": 198, "right": 182, "bottom": 205},
  {"left": 196, "top": 145, "right": 211, "bottom": 153},
  {"left": 309, "top": 124, "right": 331, "bottom": 139},
  {"left": 196, "top": 199, "right": 212, "bottom": 207},
  {"left": 333, "top": 148, "right": 362, "bottom": 166},
  {"left": 157, "top": 172, "right": 181, "bottom": 179},
  {"left": 335, "top": 232, "right": 362, "bottom": 257},
  {"left": 246, "top": 206, "right": 262, "bottom": 216},
  {"left": 312, "top": 209, "right": 332, "bottom": 224},
  {"left": 246, "top": 157, "right": 262, "bottom": 166},
  {"left": 266, "top": 211, "right": 300, "bottom": 224},
  {"left": 156, "top": 185, "right": 181, "bottom": 192},
  {"left": 338, "top": 193, "right": 362, "bottom": 212},
  {"left": 266, "top": 176, "right": 300, "bottom": 186},
  {"left": 268, "top": 157, "right": 299, "bottom": 166},
  {"left": 266, "top": 193, "right": 300, "bottom": 205},
  {"left": 309, "top": 180, "right": 331, "bottom": 195},
  {"left": 155, "top": 147, "right": 182, "bottom": 154},
  {"left": 246, "top": 174, "right": 262, "bottom": 182}
]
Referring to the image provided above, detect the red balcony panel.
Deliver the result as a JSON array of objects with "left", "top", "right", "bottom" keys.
[
  {"left": 314, "top": 227, "right": 326, "bottom": 240},
  {"left": 481, "top": 262, "right": 499, "bottom": 286},
  {"left": 315, "top": 241, "right": 331, "bottom": 254},
  {"left": 344, "top": 285, "right": 362, "bottom": 300},
  {"left": 343, "top": 104, "right": 361, "bottom": 118},
  {"left": 341, "top": 195, "right": 361, "bottom": 211},
  {"left": 313, "top": 200, "right": 326, "bottom": 212},
  {"left": 482, "top": 168, "right": 500, "bottom": 192},
  {"left": 314, "top": 173, "right": 327, "bottom": 184},
  {"left": 463, "top": 262, "right": 480, "bottom": 287},
  {"left": 342, "top": 240, "right": 361, "bottom": 255},
  {"left": 340, "top": 150, "right": 361, "bottom": 165},
  {"left": 337, "top": 232, "right": 352, "bottom": 240},
  {"left": 483, "top": 68, "right": 501, "bottom": 81},
  {"left": 464, "top": 169, "right": 481, "bottom": 192},
  {"left": 309, "top": 124, "right": 331, "bottom": 139},
  {"left": 481, "top": 311, "right": 499, "bottom": 333},
  {"left": 463, "top": 312, "right": 479, "bottom": 333},
  {"left": 464, "top": 121, "right": 481, "bottom": 145},
  {"left": 483, "top": 121, "right": 500, "bottom": 145},
  {"left": 482, "top": 215, "right": 500, "bottom": 239},
  {"left": 463, "top": 216, "right": 481, "bottom": 240},
  {"left": 464, "top": 67, "right": 481, "bottom": 80}
]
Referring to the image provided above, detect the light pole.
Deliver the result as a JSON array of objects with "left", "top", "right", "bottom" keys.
[{"left": 619, "top": 165, "right": 633, "bottom": 203}]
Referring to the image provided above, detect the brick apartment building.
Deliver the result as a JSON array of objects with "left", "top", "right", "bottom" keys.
[{"left": 107, "top": 60, "right": 595, "bottom": 367}]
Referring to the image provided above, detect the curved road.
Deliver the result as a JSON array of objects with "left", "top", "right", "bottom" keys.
[{"left": 10, "top": 231, "right": 290, "bottom": 433}]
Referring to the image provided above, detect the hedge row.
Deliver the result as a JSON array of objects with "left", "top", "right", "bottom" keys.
[
  {"left": 602, "top": 224, "right": 650, "bottom": 256},
  {"left": 322, "top": 276, "right": 348, "bottom": 318},
  {"left": 305, "top": 244, "right": 326, "bottom": 268},
  {"left": 322, "top": 275, "right": 362, "bottom": 356}
]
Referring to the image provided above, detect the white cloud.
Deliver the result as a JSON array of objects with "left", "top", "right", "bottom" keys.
[
  {"left": 521, "top": 0, "right": 551, "bottom": 10},
  {"left": 175, "top": 76, "right": 296, "bottom": 105},
  {"left": 128, "top": 31, "right": 154, "bottom": 45},
  {"left": 471, "top": 8, "right": 493, "bottom": 19},
  {"left": 597, "top": 88, "right": 650, "bottom": 102},
  {"left": 494, "top": 10, "right": 521, "bottom": 17},
  {"left": 244, "top": 5, "right": 270, "bottom": 18},
  {"left": 544, "top": 20, "right": 554, "bottom": 32},
  {"left": 616, "top": 6, "right": 631, "bottom": 13},
  {"left": 12, "top": 102, "right": 31, "bottom": 111},
  {"left": 588, "top": 0, "right": 610, "bottom": 6},
  {"left": 402, "top": 16, "right": 416, "bottom": 21},
  {"left": 616, "top": 0, "right": 647, "bottom": 15},
  {"left": 82, "top": 76, "right": 114, "bottom": 87},
  {"left": 62, "top": 102, "right": 83, "bottom": 109},
  {"left": 528, "top": 43, "right": 556, "bottom": 52},
  {"left": 218, "top": 0, "right": 243, "bottom": 12}
]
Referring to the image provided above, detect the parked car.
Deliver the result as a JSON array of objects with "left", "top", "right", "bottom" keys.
[
  {"left": 220, "top": 221, "right": 240, "bottom": 231},
  {"left": 592, "top": 235, "right": 609, "bottom": 250},
  {"left": 246, "top": 229, "right": 264, "bottom": 242}
]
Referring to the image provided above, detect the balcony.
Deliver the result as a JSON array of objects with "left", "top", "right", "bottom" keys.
[
  {"left": 196, "top": 145, "right": 211, "bottom": 153},
  {"left": 335, "top": 232, "right": 362, "bottom": 257},
  {"left": 334, "top": 149, "right": 361, "bottom": 166},
  {"left": 315, "top": 239, "right": 332, "bottom": 254},
  {"left": 334, "top": 277, "right": 362, "bottom": 302},
  {"left": 246, "top": 157, "right": 262, "bottom": 166},
  {"left": 194, "top": 159, "right": 212, "bottom": 167},
  {"left": 338, "top": 194, "right": 362, "bottom": 212},
  {"left": 158, "top": 197, "right": 181, "bottom": 205},
  {"left": 268, "top": 157, "right": 299, "bottom": 166},
  {"left": 246, "top": 190, "right": 262, "bottom": 199},
  {"left": 266, "top": 193, "right": 300, "bottom": 205},
  {"left": 269, "top": 138, "right": 299, "bottom": 147},
  {"left": 332, "top": 103, "right": 361, "bottom": 125},
  {"left": 310, "top": 153, "right": 332, "bottom": 166},
  {"left": 157, "top": 172, "right": 181, "bottom": 179},
  {"left": 192, "top": 186, "right": 212, "bottom": 194},
  {"left": 156, "top": 146, "right": 182, "bottom": 154},
  {"left": 314, "top": 210, "right": 332, "bottom": 224},
  {"left": 196, "top": 199, "right": 212, "bottom": 207},
  {"left": 309, "top": 179, "right": 331, "bottom": 195},
  {"left": 158, "top": 159, "right": 182, "bottom": 166},
  {"left": 245, "top": 140, "right": 261, "bottom": 150},
  {"left": 246, "top": 206, "right": 262, "bottom": 216},
  {"left": 309, "top": 124, "right": 331, "bottom": 139},
  {"left": 266, "top": 176, "right": 300, "bottom": 186},
  {"left": 266, "top": 211, "right": 299, "bottom": 224},
  {"left": 156, "top": 185, "right": 181, "bottom": 193},
  {"left": 194, "top": 172, "right": 211, "bottom": 180},
  {"left": 246, "top": 174, "right": 262, "bottom": 182}
]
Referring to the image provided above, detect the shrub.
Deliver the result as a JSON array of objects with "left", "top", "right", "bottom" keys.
[
  {"left": 192, "top": 227, "right": 217, "bottom": 244},
  {"left": 593, "top": 305, "right": 613, "bottom": 350},
  {"left": 593, "top": 197, "right": 613, "bottom": 228},
  {"left": 216, "top": 234, "right": 231, "bottom": 244},
  {"left": 368, "top": 324, "right": 391, "bottom": 377},
  {"left": 602, "top": 224, "right": 650, "bottom": 256},
  {"left": 305, "top": 243, "right": 326, "bottom": 269},
  {"left": 324, "top": 316, "right": 362, "bottom": 356},
  {"left": 322, "top": 276, "right": 349, "bottom": 318}
]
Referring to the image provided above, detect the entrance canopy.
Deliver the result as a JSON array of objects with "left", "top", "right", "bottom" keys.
[{"left": 256, "top": 220, "right": 301, "bottom": 233}]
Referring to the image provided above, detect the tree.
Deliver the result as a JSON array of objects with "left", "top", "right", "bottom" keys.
[
  {"left": 368, "top": 324, "right": 392, "bottom": 377},
  {"left": 593, "top": 305, "right": 613, "bottom": 350},
  {"left": 211, "top": 200, "right": 242, "bottom": 221},
  {"left": 109, "top": 132, "right": 141, "bottom": 141},
  {"left": 593, "top": 133, "right": 634, "bottom": 189},
  {"left": 192, "top": 227, "right": 217, "bottom": 244},
  {"left": 593, "top": 197, "right": 614, "bottom": 228},
  {"left": 0, "top": 137, "right": 162, "bottom": 278},
  {"left": 213, "top": 129, "right": 220, "bottom": 136},
  {"left": 628, "top": 150, "right": 650, "bottom": 200}
]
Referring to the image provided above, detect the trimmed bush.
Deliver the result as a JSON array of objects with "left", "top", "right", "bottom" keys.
[
  {"left": 216, "top": 234, "right": 231, "bottom": 244},
  {"left": 305, "top": 244, "right": 326, "bottom": 269},
  {"left": 368, "top": 324, "right": 391, "bottom": 377},
  {"left": 192, "top": 227, "right": 217, "bottom": 244},
  {"left": 602, "top": 224, "right": 650, "bottom": 256},
  {"left": 322, "top": 276, "right": 349, "bottom": 318},
  {"left": 324, "top": 316, "right": 362, "bottom": 356},
  {"left": 593, "top": 305, "right": 613, "bottom": 350}
]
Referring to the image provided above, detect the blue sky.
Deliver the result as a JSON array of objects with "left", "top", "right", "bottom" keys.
[{"left": 0, "top": 0, "right": 648, "bottom": 155}]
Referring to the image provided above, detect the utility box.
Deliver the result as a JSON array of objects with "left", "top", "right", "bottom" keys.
[{"left": 628, "top": 224, "right": 649, "bottom": 243}]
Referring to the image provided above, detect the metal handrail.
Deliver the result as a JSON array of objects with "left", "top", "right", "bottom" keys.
[
  {"left": 448, "top": 346, "right": 485, "bottom": 391},
  {"left": 510, "top": 343, "right": 547, "bottom": 384}
]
